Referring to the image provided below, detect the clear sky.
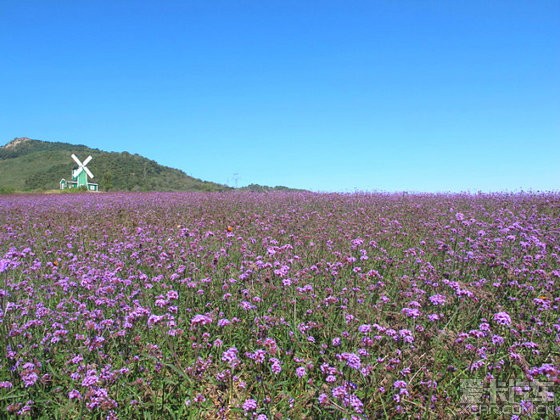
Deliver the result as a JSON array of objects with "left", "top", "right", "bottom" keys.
[{"left": 1, "top": 1, "right": 559, "bottom": 192}]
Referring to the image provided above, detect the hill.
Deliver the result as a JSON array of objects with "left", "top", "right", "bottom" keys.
[{"left": 0, "top": 137, "right": 231, "bottom": 192}]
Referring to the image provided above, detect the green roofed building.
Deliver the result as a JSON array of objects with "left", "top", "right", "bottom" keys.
[{"left": 60, "top": 154, "right": 98, "bottom": 191}]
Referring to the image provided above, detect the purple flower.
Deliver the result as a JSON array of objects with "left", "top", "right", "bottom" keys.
[
  {"left": 348, "top": 394, "right": 364, "bottom": 413},
  {"left": 242, "top": 398, "right": 257, "bottom": 411},
  {"left": 332, "top": 385, "right": 348, "bottom": 398},
  {"left": 21, "top": 372, "right": 38, "bottom": 387},
  {"left": 520, "top": 400, "right": 534, "bottom": 413},
  {"left": 401, "top": 307, "right": 421, "bottom": 318},
  {"left": 17, "top": 401, "right": 34, "bottom": 415},
  {"left": 358, "top": 324, "right": 371, "bottom": 333},
  {"left": 239, "top": 300, "right": 256, "bottom": 310},
  {"left": 71, "top": 354, "right": 83, "bottom": 364},
  {"left": 190, "top": 314, "right": 212, "bottom": 328},
  {"left": 295, "top": 367, "right": 307, "bottom": 378},
  {"left": 493, "top": 311, "right": 512, "bottom": 326},
  {"left": 81, "top": 374, "right": 99, "bottom": 387},
  {"left": 393, "top": 380, "right": 407, "bottom": 389},
  {"left": 246, "top": 349, "right": 266, "bottom": 364},
  {"left": 222, "top": 347, "right": 239, "bottom": 368},
  {"left": 68, "top": 389, "right": 82, "bottom": 400},
  {"left": 492, "top": 335, "right": 505, "bottom": 345},
  {"left": 338, "top": 352, "right": 361, "bottom": 370},
  {"left": 166, "top": 290, "right": 179, "bottom": 300},
  {"left": 217, "top": 318, "right": 231, "bottom": 327},
  {"left": 429, "top": 294, "right": 447, "bottom": 306},
  {"left": 269, "top": 357, "right": 282, "bottom": 374},
  {"left": 470, "top": 359, "right": 485, "bottom": 371},
  {"left": 399, "top": 329, "right": 414, "bottom": 343}
]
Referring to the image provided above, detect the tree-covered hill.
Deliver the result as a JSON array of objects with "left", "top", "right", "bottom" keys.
[{"left": 0, "top": 137, "right": 231, "bottom": 192}]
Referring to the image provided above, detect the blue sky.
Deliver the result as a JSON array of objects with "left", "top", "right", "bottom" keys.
[{"left": 1, "top": 1, "right": 559, "bottom": 192}]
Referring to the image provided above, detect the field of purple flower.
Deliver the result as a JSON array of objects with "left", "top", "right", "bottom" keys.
[{"left": 0, "top": 192, "right": 558, "bottom": 418}]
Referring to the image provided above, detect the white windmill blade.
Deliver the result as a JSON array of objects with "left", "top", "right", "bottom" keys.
[
  {"left": 84, "top": 166, "right": 94, "bottom": 179},
  {"left": 71, "top": 154, "right": 82, "bottom": 166},
  {"left": 82, "top": 155, "right": 92, "bottom": 166}
]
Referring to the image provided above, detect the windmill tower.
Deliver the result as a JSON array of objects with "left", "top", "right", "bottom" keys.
[{"left": 60, "top": 154, "right": 99, "bottom": 191}]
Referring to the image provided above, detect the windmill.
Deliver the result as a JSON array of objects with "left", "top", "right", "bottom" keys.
[{"left": 59, "top": 154, "right": 99, "bottom": 191}]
